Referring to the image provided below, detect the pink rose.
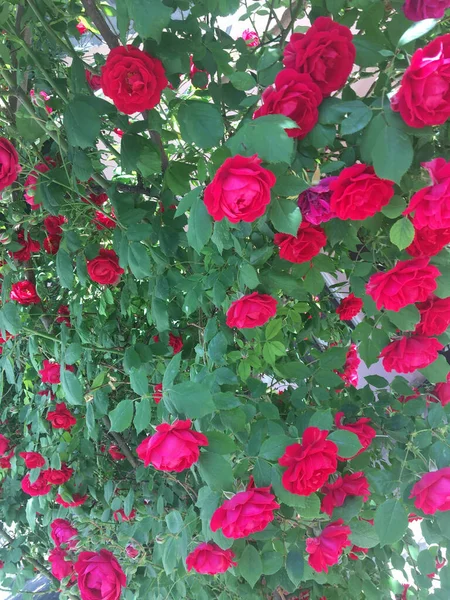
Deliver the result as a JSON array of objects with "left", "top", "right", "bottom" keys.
[{"left": 410, "top": 468, "right": 450, "bottom": 514}]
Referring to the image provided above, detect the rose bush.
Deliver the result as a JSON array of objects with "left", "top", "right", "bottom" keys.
[{"left": 0, "top": 2, "right": 449, "bottom": 600}]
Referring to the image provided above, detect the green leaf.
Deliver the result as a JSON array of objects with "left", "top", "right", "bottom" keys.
[
  {"left": 375, "top": 499, "right": 408, "bottom": 546},
  {"left": 273, "top": 174, "right": 309, "bottom": 197},
  {"left": 420, "top": 355, "right": 450, "bottom": 384},
  {"left": 227, "top": 115, "right": 296, "bottom": 164},
  {"left": 238, "top": 262, "right": 260, "bottom": 290},
  {"left": 417, "top": 549, "right": 437, "bottom": 576},
  {"left": 428, "top": 402, "right": 446, "bottom": 429},
  {"left": 270, "top": 198, "right": 302, "bottom": 236},
  {"left": 328, "top": 430, "right": 362, "bottom": 458},
  {"left": 259, "top": 435, "right": 292, "bottom": 460},
  {"left": 381, "top": 195, "right": 407, "bottom": 219},
  {"left": 168, "top": 381, "right": 215, "bottom": 418},
  {"left": 340, "top": 105, "right": 372, "bottom": 136},
  {"left": 261, "top": 552, "right": 284, "bottom": 575},
  {"left": 386, "top": 305, "right": 420, "bottom": 331},
  {"left": 134, "top": 398, "right": 151, "bottom": 434},
  {"left": 128, "top": 242, "right": 151, "bottom": 279},
  {"left": 187, "top": 195, "right": 213, "bottom": 253},
  {"left": 165, "top": 510, "right": 183, "bottom": 534},
  {"left": 175, "top": 187, "right": 201, "bottom": 218},
  {"left": 56, "top": 249, "right": 74, "bottom": 290},
  {"left": 372, "top": 121, "right": 413, "bottom": 184},
  {"left": 61, "top": 370, "right": 83, "bottom": 405},
  {"left": 389, "top": 218, "right": 414, "bottom": 250},
  {"left": 197, "top": 452, "right": 234, "bottom": 491},
  {"left": 309, "top": 410, "right": 333, "bottom": 431},
  {"left": 126, "top": 0, "right": 172, "bottom": 43},
  {"left": 26, "top": 497, "right": 39, "bottom": 532},
  {"left": 1, "top": 302, "right": 21, "bottom": 335},
  {"left": 121, "top": 134, "right": 161, "bottom": 176},
  {"left": 64, "top": 97, "right": 101, "bottom": 149},
  {"left": 350, "top": 520, "right": 380, "bottom": 549},
  {"left": 178, "top": 101, "right": 225, "bottom": 149},
  {"left": 86, "top": 401, "right": 95, "bottom": 438},
  {"left": 398, "top": 18, "right": 439, "bottom": 47},
  {"left": 205, "top": 431, "right": 237, "bottom": 454},
  {"left": 239, "top": 544, "right": 263, "bottom": 588},
  {"left": 365, "top": 375, "right": 388, "bottom": 388},
  {"left": 130, "top": 367, "right": 149, "bottom": 395},
  {"left": 286, "top": 550, "right": 304, "bottom": 586},
  {"left": 109, "top": 399, "right": 134, "bottom": 433},
  {"left": 163, "top": 352, "right": 182, "bottom": 388},
  {"left": 65, "top": 343, "right": 83, "bottom": 365},
  {"left": 229, "top": 72, "right": 256, "bottom": 91}
]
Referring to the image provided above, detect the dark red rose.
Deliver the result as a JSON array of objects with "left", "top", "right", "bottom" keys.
[
  {"left": 101, "top": 45, "right": 167, "bottom": 114},
  {"left": 47, "top": 403, "right": 77, "bottom": 430},
  {"left": 406, "top": 223, "right": 450, "bottom": 257},
  {"left": 49, "top": 548, "right": 76, "bottom": 583},
  {"left": 108, "top": 444, "right": 126, "bottom": 461},
  {"left": 366, "top": 258, "right": 440, "bottom": 311},
  {"left": 336, "top": 293, "right": 363, "bottom": 321},
  {"left": 348, "top": 545, "right": 368, "bottom": 561},
  {"left": 404, "top": 159, "right": 450, "bottom": 230},
  {"left": 0, "top": 137, "right": 20, "bottom": 192},
  {"left": 55, "top": 493, "right": 87, "bottom": 507},
  {"left": 56, "top": 305, "right": 71, "bottom": 327},
  {"left": 204, "top": 155, "right": 276, "bottom": 223},
  {"left": 0, "top": 450, "right": 13, "bottom": 468},
  {"left": 50, "top": 518, "right": 78, "bottom": 549},
  {"left": 85, "top": 70, "right": 102, "bottom": 91},
  {"left": 136, "top": 419, "right": 208, "bottom": 472},
  {"left": 93, "top": 210, "right": 116, "bottom": 230},
  {"left": 410, "top": 467, "right": 450, "bottom": 514},
  {"left": 403, "top": 0, "right": 450, "bottom": 20},
  {"left": 169, "top": 333, "right": 183, "bottom": 354},
  {"left": 39, "top": 360, "right": 75, "bottom": 385},
  {"left": 19, "top": 451, "right": 45, "bottom": 469},
  {"left": 329, "top": 164, "right": 394, "bottom": 220},
  {"left": 274, "top": 221, "right": 326, "bottom": 263},
  {"left": 253, "top": 69, "right": 322, "bottom": 139},
  {"left": 380, "top": 335, "right": 443, "bottom": 373},
  {"left": 186, "top": 543, "right": 237, "bottom": 575},
  {"left": 87, "top": 249, "right": 124, "bottom": 285},
  {"left": 336, "top": 344, "right": 361, "bottom": 388},
  {"left": 75, "top": 550, "right": 126, "bottom": 600},
  {"left": 44, "top": 215, "right": 66, "bottom": 235},
  {"left": 434, "top": 373, "right": 450, "bottom": 406},
  {"left": 334, "top": 412, "right": 376, "bottom": 460},
  {"left": 0, "top": 434, "right": 9, "bottom": 455},
  {"left": 320, "top": 472, "right": 370, "bottom": 516},
  {"left": 125, "top": 545, "right": 139, "bottom": 559},
  {"left": 10, "top": 281, "right": 41, "bottom": 305},
  {"left": 211, "top": 477, "right": 279, "bottom": 538},
  {"left": 306, "top": 519, "right": 351, "bottom": 573},
  {"left": 82, "top": 190, "right": 108, "bottom": 206},
  {"left": 415, "top": 295, "right": 450, "bottom": 336},
  {"left": 226, "top": 293, "right": 277, "bottom": 329},
  {"left": 113, "top": 508, "right": 136, "bottom": 522},
  {"left": 43, "top": 234, "right": 61, "bottom": 255},
  {"left": 24, "top": 159, "right": 55, "bottom": 209},
  {"left": 298, "top": 177, "right": 337, "bottom": 225},
  {"left": 283, "top": 16, "right": 355, "bottom": 97},
  {"left": 10, "top": 230, "right": 40, "bottom": 262},
  {"left": 391, "top": 34, "right": 450, "bottom": 127},
  {"left": 279, "top": 427, "right": 338, "bottom": 496},
  {"left": 21, "top": 473, "right": 52, "bottom": 496},
  {"left": 153, "top": 383, "right": 163, "bottom": 404},
  {"left": 44, "top": 464, "right": 73, "bottom": 485}
]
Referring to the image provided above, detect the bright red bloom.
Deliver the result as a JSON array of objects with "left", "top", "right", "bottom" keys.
[
  {"left": 334, "top": 412, "right": 376, "bottom": 460},
  {"left": 76, "top": 21, "right": 87, "bottom": 35},
  {"left": 93, "top": 210, "right": 116, "bottom": 230},
  {"left": 10, "top": 230, "right": 40, "bottom": 262},
  {"left": 348, "top": 545, "right": 368, "bottom": 560},
  {"left": 49, "top": 547, "right": 76, "bottom": 583},
  {"left": 380, "top": 336, "right": 443, "bottom": 373},
  {"left": 55, "top": 493, "right": 87, "bottom": 507},
  {"left": 403, "top": 0, "right": 450, "bottom": 21},
  {"left": 415, "top": 295, "right": 450, "bottom": 336},
  {"left": 0, "top": 434, "right": 9, "bottom": 455},
  {"left": 434, "top": 373, "right": 450, "bottom": 406},
  {"left": 85, "top": 70, "right": 102, "bottom": 91},
  {"left": 44, "top": 464, "right": 74, "bottom": 485},
  {"left": 50, "top": 519, "right": 78, "bottom": 549},
  {"left": 336, "top": 294, "right": 363, "bottom": 321},
  {"left": 405, "top": 159, "right": 450, "bottom": 230},
  {"left": 153, "top": 383, "right": 163, "bottom": 404},
  {"left": 114, "top": 128, "right": 124, "bottom": 138},
  {"left": 406, "top": 224, "right": 450, "bottom": 257},
  {"left": 0, "top": 137, "right": 20, "bottom": 192},
  {"left": 47, "top": 403, "right": 77, "bottom": 430},
  {"left": 136, "top": 419, "right": 208, "bottom": 472},
  {"left": 320, "top": 472, "right": 370, "bottom": 516},
  {"left": 226, "top": 293, "right": 277, "bottom": 329},
  {"left": 56, "top": 305, "right": 71, "bottom": 327},
  {"left": 336, "top": 344, "right": 361, "bottom": 388},
  {"left": 19, "top": 451, "right": 45, "bottom": 468},
  {"left": 410, "top": 467, "right": 450, "bottom": 514},
  {"left": 0, "top": 450, "right": 14, "bottom": 468},
  {"left": 306, "top": 519, "right": 352, "bottom": 573},
  {"left": 152, "top": 333, "right": 183, "bottom": 354},
  {"left": 24, "top": 159, "right": 55, "bottom": 209},
  {"left": 108, "top": 444, "right": 126, "bottom": 461},
  {"left": 279, "top": 427, "right": 338, "bottom": 496},
  {"left": 44, "top": 215, "right": 66, "bottom": 235},
  {"left": 113, "top": 508, "right": 136, "bottom": 522},
  {"left": 186, "top": 543, "right": 237, "bottom": 574},
  {"left": 274, "top": 221, "right": 327, "bottom": 263},
  {"left": 242, "top": 29, "right": 259, "bottom": 47},
  {"left": 21, "top": 473, "right": 52, "bottom": 496},
  {"left": 10, "top": 281, "right": 41, "bottom": 305},
  {"left": 366, "top": 258, "right": 440, "bottom": 311},
  {"left": 75, "top": 549, "right": 126, "bottom": 600},
  {"left": 87, "top": 249, "right": 124, "bottom": 285},
  {"left": 210, "top": 478, "right": 280, "bottom": 538},
  {"left": 39, "top": 360, "right": 75, "bottom": 385}
]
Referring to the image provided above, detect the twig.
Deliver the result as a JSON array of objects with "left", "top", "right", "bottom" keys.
[
  {"left": 80, "top": 0, "right": 120, "bottom": 49},
  {"left": 102, "top": 415, "right": 138, "bottom": 468}
]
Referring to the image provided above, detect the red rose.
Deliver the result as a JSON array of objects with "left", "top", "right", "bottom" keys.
[
  {"left": 404, "top": 159, "right": 450, "bottom": 230},
  {"left": 125, "top": 545, "right": 139, "bottom": 559},
  {"left": 44, "top": 464, "right": 74, "bottom": 485},
  {"left": 50, "top": 518, "right": 78, "bottom": 549},
  {"left": 44, "top": 215, "right": 66, "bottom": 235},
  {"left": 47, "top": 402, "right": 77, "bottom": 430},
  {"left": 153, "top": 383, "right": 163, "bottom": 404},
  {"left": 21, "top": 473, "right": 52, "bottom": 497},
  {"left": 24, "top": 159, "right": 55, "bottom": 209},
  {"left": 392, "top": 34, "right": 450, "bottom": 127},
  {"left": 169, "top": 333, "right": 183, "bottom": 354},
  {"left": 10, "top": 281, "right": 41, "bottom": 305},
  {"left": 253, "top": 69, "right": 322, "bottom": 139},
  {"left": 0, "top": 450, "right": 13, "bottom": 469},
  {"left": 43, "top": 234, "right": 62, "bottom": 255},
  {"left": 336, "top": 344, "right": 361, "bottom": 388},
  {"left": 55, "top": 493, "right": 87, "bottom": 508},
  {"left": 274, "top": 221, "right": 327, "bottom": 263},
  {"left": 204, "top": 155, "right": 276, "bottom": 223},
  {"left": 415, "top": 295, "right": 450, "bottom": 336},
  {"left": 410, "top": 467, "right": 450, "bottom": 514},
  {"left": 210, "top": 478, "right": 280, "bottom": 538},
  {"left": 366, "top": 258, "right": 440, "bottom": 311},
  {"left": 348, "top": 545, "right": 368, "bottom": 561},
  {"left": 76, "top": 21, "right": 87, "bottom": 35},
  {"left": 226, "top": 293, "right": 277, "bottom": 329},
  {"left": 85, "top": 70, "right": 102, "bottom": 91},
  {"left": 49, "top": 548, "right": 76, "bottom": 583},
  {"left": 406, "top": 223, "right": 450, "bottom": 257},
  {"left": 87, "top": 249, "right": 124, "bottom": 285},
  {"left": 186, "top": 543, "right": 237, "bottom": 575},
  {"left": 329, "top": 164, "right": 394, "bottom": 220},
  {"left": 113, "top": 508, "right": 136, "bottom": 522},
  {"left": 19, "top": 451, "right": 45, "bottom": 469},
  {"left": 93, "top": 210, "right": 116, "bottom": 230},
  {"left": 380, "top": 335, "right": 443, "bottom": 373},
  {"left": 320, "top": 472, "right": 370, "bottom": 516},
  {"left": 108, "top": 444, "right": 126, "bottom": 461},
  {"left": 10, "top": 230, "right": 40, "bottom": 262},
  {"left": 242, "top": 29, "right": 259, "bottom": 47},
  {"left": 56, "top": 305, "right": 71, "bottom": 327},
  {"left": 283, "top": 16, "right": 355, "bottom": 97},
  {"left": 136, "top": 419, "right": 208, "bottom": 472},
  {"left": 336, "top": 293, "right": 363, "bottom": 321},
  {"left": 114, "top": 128, "right": 124, "bottom": 138},
  {"left": 278, "top": 427, "right": 338, "bottom": 496},
  {"left": 75, "top": 549, "right": 126, "bottom": 600},
  {"left": 39, "top": 360, "right": 75, "bottom": 385},
  {"left": 306, "top": 519, "right": 352, "bottom": 573},
  {"left": 434, "top": 373, "right": 450, "bottom": 406},
  {"left": 101, "top": 45, "right": 167, "bottom": 115},
  {"left": 403, "top": 0, "right": 450, "bottom": 20},
  {"left": 0, "top": 434, "right": 9, "bottom": 455},
  {"left": 334, "top": 412, "right": 376, "bottom": 460},
  {"left": 0, "top": 137, "right": 20, "bottom": 192}
]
